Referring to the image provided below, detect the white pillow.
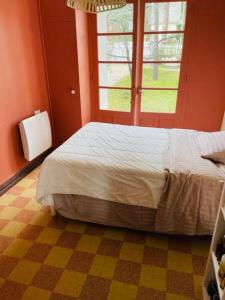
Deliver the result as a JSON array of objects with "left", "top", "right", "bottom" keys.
[
  {"left": 198, "top": 131, "right": 225, "bottom": 154},
  {"left": 197, "top": 131, "right": 225, "bottom": 164}
]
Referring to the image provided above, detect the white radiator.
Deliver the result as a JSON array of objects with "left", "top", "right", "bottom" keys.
[{"left": 19, "top": 111, "right": 52, "bottom": 161}]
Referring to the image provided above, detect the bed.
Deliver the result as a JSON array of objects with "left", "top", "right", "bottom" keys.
[{"left": 37, "top": 122, "right": 225, "bottom": 235}]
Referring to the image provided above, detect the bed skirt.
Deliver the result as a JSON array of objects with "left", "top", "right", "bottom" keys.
[{"left": 53, "top": 194, "right": 156, "bottom": 232}]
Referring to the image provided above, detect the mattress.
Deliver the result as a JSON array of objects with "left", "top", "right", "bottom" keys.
[
  {"left": 53, "top": 194, "right": 156, "bottom": 232},
  {"left": 37, "top": 122, "right": 170, "bottom": 209},
  {"left": 37, "top": 122, "right": 225, "bottom": 235}
]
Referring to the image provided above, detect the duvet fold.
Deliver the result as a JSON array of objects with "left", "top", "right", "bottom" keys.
[
  {"left": 37, "top": 122, "right": 169, "bottom": 209},
  {"left": 155, "top": 130, "right": 225, "bottom": 235}
]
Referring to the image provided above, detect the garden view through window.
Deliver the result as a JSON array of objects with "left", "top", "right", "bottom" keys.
[{"left": 97, "top": 1, "right": 187, "bottom": 114}]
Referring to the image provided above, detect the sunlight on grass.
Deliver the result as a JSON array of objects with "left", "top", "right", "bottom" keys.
[
  {"left": 141, "top": 90, "right": 177, "bottom": 113},
  {"left": 107, "top": 65, "right": 179, "bottom": 113}
]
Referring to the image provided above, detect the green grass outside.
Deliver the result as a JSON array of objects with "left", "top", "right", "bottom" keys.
[{"left": 107, "top": 65, "right": 179, "bottom": 113}]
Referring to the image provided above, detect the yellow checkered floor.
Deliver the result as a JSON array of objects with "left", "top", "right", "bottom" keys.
[{"left": 0, "top": 167, "right": 210, "bottom": 299}]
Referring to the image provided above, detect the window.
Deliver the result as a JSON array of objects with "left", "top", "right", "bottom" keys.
[
  {"left": 97, "top": 4, "right": 134, "bottom": 112},
  {"left": 142, "top": 2, "right": 186, "bottom": 113},
  {"left": 93, "top": 1, "right": 187, "bottom": 123}
]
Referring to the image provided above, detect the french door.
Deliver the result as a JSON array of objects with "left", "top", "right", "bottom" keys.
[{"left": 89, "top": 0, "right": 189, "bottom": 127}]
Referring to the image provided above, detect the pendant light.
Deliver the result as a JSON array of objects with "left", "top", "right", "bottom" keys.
[{"left": 67, "top": 0, "right": 126, "bottom": 13}]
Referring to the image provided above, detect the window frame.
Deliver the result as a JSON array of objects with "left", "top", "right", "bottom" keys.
[{"left": 88, "top": 0, "right": 191, "bottom": 127}]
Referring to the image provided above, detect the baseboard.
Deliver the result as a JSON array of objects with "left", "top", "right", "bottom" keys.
[{"left": 0, "top": 148, "right": 52, "bottom": 196}]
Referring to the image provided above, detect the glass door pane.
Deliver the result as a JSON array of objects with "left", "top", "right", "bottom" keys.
[
  {"left": 141, "top": 1, "right": 186, "bottom": 114},
  {"left": 98, "top": 35, "right": 133, "bottom": 61},
  {"left": 141, "top": 90, "right": 178, "bottom": 113},
  {"left": 99, "top": 63, "right": 132, "bottom": 87},
  {"left": 97, "top": 4, "right": 133, "bottom": 33},
  {"left": 143, "top": 34, "right": 184, "bottom": 62},
  {"left": 97, "top": 3, "right": 134, "bottom": 113},
  {"left": 99, "top": 89, "right": 131, "bottom": 112},
  {"left": 142, "top": 63, "right": 180, "bottom": 88},
  {"left": 144, "top": 2, "right": 186, "bottom": 32}
]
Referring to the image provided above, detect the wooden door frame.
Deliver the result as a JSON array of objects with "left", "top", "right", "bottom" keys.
[
  {"left": 88, "top": 0, "right": 138, "bottom": 124},
  {"left": 88, "top": 0, "right": 196, "bottom": 127}
]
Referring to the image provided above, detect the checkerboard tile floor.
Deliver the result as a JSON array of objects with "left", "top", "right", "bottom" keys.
[{"left": 0, "top": 166, "right": 211, "bottom": 300}]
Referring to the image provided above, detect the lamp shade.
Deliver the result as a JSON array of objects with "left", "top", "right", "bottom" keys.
[
  {"left": 67, "top": 0, "right": 126, "bottom": 13},
  {"left": 221, "top": 112, "right": 225, "bottom": 131}
]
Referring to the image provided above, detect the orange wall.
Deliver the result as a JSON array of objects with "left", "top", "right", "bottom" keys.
[
  {"left": 1, "top": 0, "right": 225, "bottom": 186},
  {"left": 75, "top": 11, "right": 92, "bottom": 126},
  {"left": 182, "top": 0, "right": 225, "bottom": 131},
  {"left": 0, "top": 0, "right": 49, "bottom": 185}
]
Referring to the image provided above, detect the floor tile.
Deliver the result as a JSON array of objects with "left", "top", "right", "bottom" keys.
[
  {"left": 89, "top": 255, "right": 117, "bottom": 279},
  {"left": 0, "top": 167, "right": 211, "bottom": 300},
  {"left": 9, "top": 260, "right": 40, "bottom": 284},
  {"left": 36, "top": 228, "right": 62, "bottom": 245},
  {"left": 119, "top": 242, "right": 144, "bottom": 263},
  {"left": 56, "top": 231, "right": 81, "bottom": 249},
  {"left": 80, "top": 275, "right": 111, "bottom": 300},
  {"left": 18, "top": 224, "right": 43, "bottom": 240},
  {"left": 0, "top": 221, "right": 26, "bottom": 237},
  {"left": 167, "top": 251, "right": 193, "bottom": 273},
  {"left": 45, "top": 247, "right": 73, "bottom": 268},
  {"left": 143, "top": 246, "right": 167, "bottom": 268},
  {"left": 97, "top": 238, "right": 122, "bottom": 257},
  {"left": 4, "top": 238, "right": 32, "bottom": 258},
  {"left": 140, "top": 264, "right": 167, "bottom": 292},
  {"left": 0, "top": 280, "right": 26, "bottom": 300},
  {"left": 55, "top": 270, "right": 86, "bottom": 297},
  {"left": 137, "top": 287, "right": 166, "bottom": 300},
  {"left": 114, "top": 259, "right": 141, "bottom": 284},
  {"left": 24, "top": 242, "right": 52, "bottom": 263},
  {"left": 76, "top": 234, "right": 101, "bottom": 254},
  {"left": 146, "top": 233, "right": 168, "bottom": 250},
  {"left": 167, "top": 270, "right": 194, "bottom": 298},
  {"left": 32, "top": 265, "right": 63, "bottom": 291},
  {"left": 108, "top": 280, "right": 137, "bottom": 300},
  {"left": 0, "top": 255, "right": 19, "bottom": 278},
  {"left": 21, "top": 286, "right": 51, "bottom": 300},
  {"left": 66, "top": 251, "right": 94, "bottom": 273},
  {"left": 0, "top": 206, "right": 20, "bottom": 220}
]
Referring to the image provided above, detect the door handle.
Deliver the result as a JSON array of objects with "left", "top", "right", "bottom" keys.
[
  {"left": 70, "top": 89, "right": 76, "bottom": 95},
  {"left": 132, "top": 88, "right": 143, "bottom": 96}
]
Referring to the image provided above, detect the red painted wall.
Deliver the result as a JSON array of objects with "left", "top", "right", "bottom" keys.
[
  {"left": 75, "top": 11, "right": 92, "bottom": 126},
  {"left": 1, "top": 0, "right": 225, "bottom": 186},
  {"left": 182, "top": 0, "right": 225, "bottom": 131},
  {"left": 0, "top": 0, "right": 49, "bottom": 185}
]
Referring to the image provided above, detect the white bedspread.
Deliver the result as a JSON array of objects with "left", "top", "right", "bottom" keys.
[{"left": 37, "top": 122, "right": 170, "bottom": 209}]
